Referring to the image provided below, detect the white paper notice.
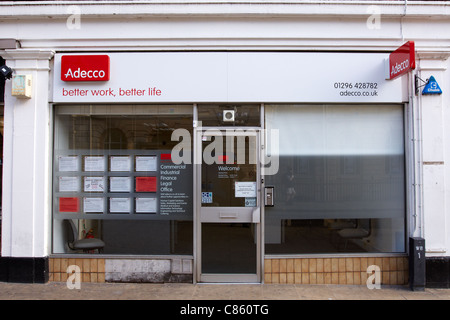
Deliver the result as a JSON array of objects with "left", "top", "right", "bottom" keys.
[
  {"left": 110, "top": 156, "right": 131, "bottom": 172},
  {"left": 83, "top": 197, "right": 104, "bottom": 213},
  {"left": 84, "top": 176, "right": 105, "bottom": 192},
  {"left": 84, "top": 156, "right": 105, "bottom": 172},
  {"left": 109, "top": 176, "right": 131, "bottom": 192},
  {"left": 59, "top": 176, "right": 80, "bottom": 192},
  {"left": 135, "top": 156, "right": 157, "bottom": 172},
  {"left": 110, "top": 197, "right": 131, "bottom": 213},
  {"left": 58, "top": 156, "right": 79, "bottom": 172},
  {"left": 136, "top": 197, "right": 157, "bottom": 213},
  {"left": 235, "top": 181, "right": 257, "bottom": 197}
]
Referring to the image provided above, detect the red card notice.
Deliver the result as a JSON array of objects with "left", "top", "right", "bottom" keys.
[
  {"left": 135, "top": 177, "right": 157, "bottom": 192},
  {"left": 59, "top": 197, "right": 79, "bottom": 212}
]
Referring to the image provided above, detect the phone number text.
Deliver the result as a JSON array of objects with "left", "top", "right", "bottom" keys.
[{"left": 334, "top": 82, "right": 378, "bottom": 90}]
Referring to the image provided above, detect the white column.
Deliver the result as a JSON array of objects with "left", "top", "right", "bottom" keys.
[
  {"left": 1, "top": 49, "right": 54, "bottom": 258},
  {"left": 417, "top": 53, "right": 449, "bottom": 257}
]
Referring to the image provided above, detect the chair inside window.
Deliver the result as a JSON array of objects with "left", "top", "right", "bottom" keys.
[
  {"left": 337, "top": 219, "right": 372, "bottom": 250},
  {"left": 65, "top": 219, "right": 105, "bottom": 253}
]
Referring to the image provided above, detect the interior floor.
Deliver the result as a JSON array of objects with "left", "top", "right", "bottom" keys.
[{"left": 265, "top": 219, "right": 369, "bottom": 254}]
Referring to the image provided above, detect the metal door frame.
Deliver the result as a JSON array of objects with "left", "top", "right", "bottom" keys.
[{"left": 194, "top": 127, "right": 262, "bottom": 283}]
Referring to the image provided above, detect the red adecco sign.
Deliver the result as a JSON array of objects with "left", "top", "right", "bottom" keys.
[
  {"left": 388, "top": 41, "right": 415, "bottom": 80},
  {"left": 61, "top": 55, "right": 110, "bottom": 81}
]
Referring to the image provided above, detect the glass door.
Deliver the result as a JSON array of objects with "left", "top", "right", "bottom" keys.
[{"left": 196, "top": 129, "right": 261, "bottom": 283}]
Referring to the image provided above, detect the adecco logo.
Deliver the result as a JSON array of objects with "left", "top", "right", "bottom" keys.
[
  {"left": 61, "top": 55, "right": 110, "bottom": 81},
  {"left": 388, "top": 41, "right": 415, "bottom": 80}
]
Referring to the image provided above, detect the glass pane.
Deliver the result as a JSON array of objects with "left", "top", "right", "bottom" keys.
[
  {"left": 198, "top": 105, "right": 260, "bottom": 126},
  {"left": 59, "top": 219, "right": 192, "bottom": 255},
  {"left": 201, "top": 134, "right": 257, "bottom": 207},
  {"left": 102, "top": 220, "right": 192, "bottom": 255},
  {"left": 54, "top": 114, "right": 193, "bottom": 151},
  {"left": 52, "top": 105, "right": 194, "bottom": 255},
  {"left": 264, "top": 105, "right": 406, "bottom": 254},
  {"left": 202, "top": 223, "right": 257, "bottom": 274}
]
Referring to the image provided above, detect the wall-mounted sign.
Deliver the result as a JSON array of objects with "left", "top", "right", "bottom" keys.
[
  {"left": 387, "top": 41, "right": 415, "bottom": 80},
  {"left": 53, "top": 52, "right": 406, "bottom": 103},
  {"left": 12, "top": 74, "right": 32, "bottom": 98},
  {"left": 61, "top": 55, "right": 110, "bottom": 82},
  {"left": 422, "top": 76, "right": 442, "bottom": 95}
]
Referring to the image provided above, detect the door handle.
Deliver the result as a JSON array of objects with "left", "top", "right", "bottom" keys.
[
  {"left": 252, "top": 209, "right": 260, "bottom": 223},
  {"left": 219, "top": 213, "right": 237, "bottom": 219}
]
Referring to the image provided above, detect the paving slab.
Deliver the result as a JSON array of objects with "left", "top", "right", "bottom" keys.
[{"left": 0, "top": 282, "right": 448, "bottom": 301}]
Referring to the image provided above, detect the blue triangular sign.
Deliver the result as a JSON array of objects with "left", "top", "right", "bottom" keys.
[{"left": 422, "top": 76, "right": 442, "bottom": 95}]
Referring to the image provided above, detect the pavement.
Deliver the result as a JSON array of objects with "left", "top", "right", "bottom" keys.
[
  {"left": 1, "top": 282, "right": 448, "bottom": 318},
  {"left": 0, "top": 281, "right": 449, "bottom": 300}
]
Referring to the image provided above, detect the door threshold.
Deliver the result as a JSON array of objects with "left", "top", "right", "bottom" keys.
[
  {"left": 199, "top": 273, "right": 259, "bottom": 283},
  {"left": 197, "top": 282, "right": 262, "bottom": 285}
]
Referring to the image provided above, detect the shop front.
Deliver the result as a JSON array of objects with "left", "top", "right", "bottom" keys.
[{"left": 46, "top": 51, "right": 410, "bottom": 284}]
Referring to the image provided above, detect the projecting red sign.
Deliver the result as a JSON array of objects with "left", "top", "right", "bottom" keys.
[
  {"left": 388, "top": 41, "right": 415, "bottom": 80},
  {"left": 61, "top": 55, "right": 110, "bottom": 81}
]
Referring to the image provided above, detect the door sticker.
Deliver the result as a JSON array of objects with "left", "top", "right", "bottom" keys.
[
  {"left": 202, "top": 192, "right": 213, "bottom": 204},
  {"left": 235, "top": 181, "right": 257, "bottom": 197},
  {"left": 245, "top": 197, "right": 257, "bottom": 207}
]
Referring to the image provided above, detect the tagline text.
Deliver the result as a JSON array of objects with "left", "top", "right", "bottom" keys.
[{"left": 62, "top": 87, "right": 162, "bottom": 97}]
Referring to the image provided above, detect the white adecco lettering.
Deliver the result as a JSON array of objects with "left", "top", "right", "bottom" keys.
[
  {"left": 64, "top": 68, "right": 106, "bottom": 79},
  {"left": 391, "top": 59, "right": 409, "bottom": 77}
]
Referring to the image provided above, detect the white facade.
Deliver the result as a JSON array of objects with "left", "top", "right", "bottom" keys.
[{"left": 0, "top": 0, "right": 449, "bottom": 285}]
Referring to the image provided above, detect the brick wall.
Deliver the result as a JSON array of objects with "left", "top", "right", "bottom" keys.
[
  {"left": 264, "top": 256, "right": 408, "bottom": 285},
  {"left": 50, "top": 256, "right": 408, "bottom": 285},
  {"left": 50, "top": 258, "right": 105, "bottom": 283}
]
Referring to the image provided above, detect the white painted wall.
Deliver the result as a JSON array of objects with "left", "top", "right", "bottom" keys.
[
  {"left": 418, "top": 55, "right": 450, "bottom": 257},
  {"left": 1, "top": 50, "right": 53, "bottom": 257}
]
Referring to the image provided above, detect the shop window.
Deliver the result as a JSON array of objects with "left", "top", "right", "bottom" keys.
[
  {"left": 102, "top": 128, "right": 127, "bottom": 150},
  {"left": 52, "top": 105, "right": 193, "bottom": 255},
  {"left": 264, "top": 104, "right": 406, "bottom": 254}
]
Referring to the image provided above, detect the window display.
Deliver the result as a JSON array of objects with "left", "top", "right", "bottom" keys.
[
  {"left": 52, "top": 105, "right": 193, "bottom": 255},
  {"left": 264, "top": 104, "right": 406, "bottom": 254}
]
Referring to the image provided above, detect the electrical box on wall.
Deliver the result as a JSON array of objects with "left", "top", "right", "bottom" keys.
[
  {"left": 409, "top": 237, "right": 426, "bottom": 291},
  {"left": 12, "top": 74, "right": 32, "bottom": 99},
  {"left": 264, "top": 186, "right": 274, "bottom": 207}
]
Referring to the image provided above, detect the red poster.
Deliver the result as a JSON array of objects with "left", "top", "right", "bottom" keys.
[
  {"left": 160, "top": 153, "right": 171, "bottom": 160},
  {"left": 59, "top": 197, "right": 79, "bottom": 212},
  {"left": 135, "top": 177, "right": 157, "bottom": 192}
]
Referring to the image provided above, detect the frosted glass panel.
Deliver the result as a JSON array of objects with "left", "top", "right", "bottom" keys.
[
  {"left": 264, "top": 105, "right": 406, "bottom": 254},
  {"left": 265, "top": 105, "right": 404, "bottom": 156}
]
